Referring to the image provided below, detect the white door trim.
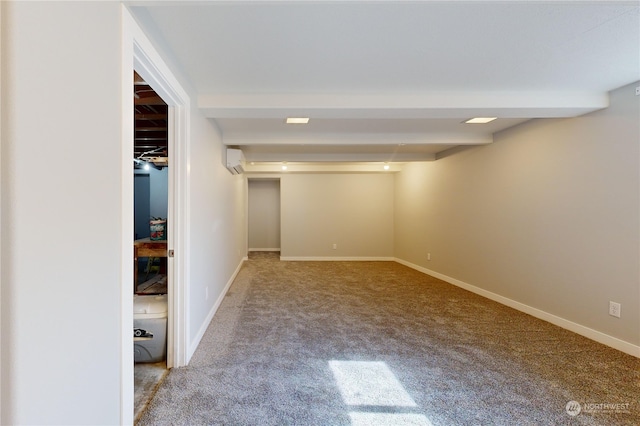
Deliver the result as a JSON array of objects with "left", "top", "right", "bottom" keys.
[
  {"left": 128, "top": 6, "right": 191, "bottom": 370},
  {"left": 121, "top": 5, "right": 191, "bottom": 424}
]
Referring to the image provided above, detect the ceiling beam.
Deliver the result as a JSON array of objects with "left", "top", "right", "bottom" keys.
[
  {"left": 199, "top": 91, "right": 609, "bottom": 119},
  {"left": 223, "top": 132, "right": 492, "bottom": 146},
  {"left": 135, "top": 138, "right": 168, "bottom": 142},
  {"left": 135, "top": 96, "right": 167, "bottom": 106},
  {"left": 244, "top": 162, "right": 406, "bottom": 173},
  {"left": 135, "top": 113, "right": 167, "bottom": 120}
]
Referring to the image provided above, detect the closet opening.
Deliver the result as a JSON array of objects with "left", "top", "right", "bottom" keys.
[
  {"left": 248, "top": 178, "right": 281, "bottom": 257},
  {"left": 132, "top": 71, "right": 170, "bottom": 421}
]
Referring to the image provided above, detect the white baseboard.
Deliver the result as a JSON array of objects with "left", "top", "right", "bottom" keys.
[
  {"left": 280, "top": 256, "right": 395, "bottom": 261},
  {"left": 395, "top": 258, "right": 640, "bottom": 358},
  {"left": 248, "top": 248, "right": 280, "bottom": 252},
  {"left": 187, "top": 258, "right": 246, "bottom": 361}
]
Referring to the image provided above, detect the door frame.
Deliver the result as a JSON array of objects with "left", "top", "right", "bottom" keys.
[
  {"left": 121, "top": 6, "right": 191, "bottom": 423},
  {"left": 129, "top": 6, "right": 191, "bottom": 369},
  {"left": 247, "top": 178, "right": 282, "bottom": 253}
]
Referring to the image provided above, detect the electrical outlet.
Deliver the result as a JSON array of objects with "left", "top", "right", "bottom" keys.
[
  {"left": 427, "top": 253, "right": 431, "bottom": 261},
  {"left": 609, "top": 301, "right": 621, "bottom": 318},
  {"left": 332, "top": 243, "right": 337, "bottom": 250},
  {"left": 636, "top": 86, "right": 640, "bottom": 96}
]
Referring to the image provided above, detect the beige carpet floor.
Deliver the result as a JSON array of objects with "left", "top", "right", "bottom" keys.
[{"left": 137, "top": 252, "right": 639, "bottom": 425}]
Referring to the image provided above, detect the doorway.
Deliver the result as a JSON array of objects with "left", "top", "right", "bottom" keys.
[
  {"left": 133, "top": 72, "right": 170, "bottom": 420},
  {"left": 124, "top": 14, "right": 191, "bottom": 423},
  {"left": 248, "top": 179, "right": 281, "bottom": 253}
]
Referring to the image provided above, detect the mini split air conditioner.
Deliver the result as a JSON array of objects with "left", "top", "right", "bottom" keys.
[{"left": 226, "top": 148, "right": 245, "bottom": 175}]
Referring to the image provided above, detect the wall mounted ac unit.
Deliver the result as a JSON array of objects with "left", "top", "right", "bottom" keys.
[{"left": 226, "top": 148, "right": 245, "bottom": 175}]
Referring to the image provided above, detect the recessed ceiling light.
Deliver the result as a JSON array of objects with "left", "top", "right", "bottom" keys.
[
  {"left": 464, "top": 117, "right": 497, "bottom": 124},
  {"left": 286, "top": 117, "right": 310, "bottom": 124},
  {"left": 383, "top": 164, "right": 390, "bottom": 170}
]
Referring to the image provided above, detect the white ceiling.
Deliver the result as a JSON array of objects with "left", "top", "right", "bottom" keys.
[{"left": 130, "top": 1, "right": 640, "bottom": 166}]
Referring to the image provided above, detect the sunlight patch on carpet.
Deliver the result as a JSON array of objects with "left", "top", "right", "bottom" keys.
[
  {"left": 349, "top": 412, "right": 433, "bottom": 426},
  {"left": 329, "top": 361, "right": 433, "bottom": 425},
  {"left": 329, "top": 360, "right": 417, "bottom": 407}
]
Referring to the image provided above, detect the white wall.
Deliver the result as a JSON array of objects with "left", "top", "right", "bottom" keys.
[
  {"left": 0, "top": 1, "right": 4, "bottom": 420},
  {"left": 280, "top": 173, "right": 394, "bottom": 259},
  {"left": 0, "top": 2, "right": 248, "bottom": 424},
  {"left": 1, "top": 2, "right": 123, "bottom": 424},
  {"left": 248, "top": 179, "right": 281, "bottom": 251},
  {"left": 186, "top": 114, "right": 246, "bottom": 352},
  {"left": 395, "top": 82, "right": 640, "bottom": 352}
]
